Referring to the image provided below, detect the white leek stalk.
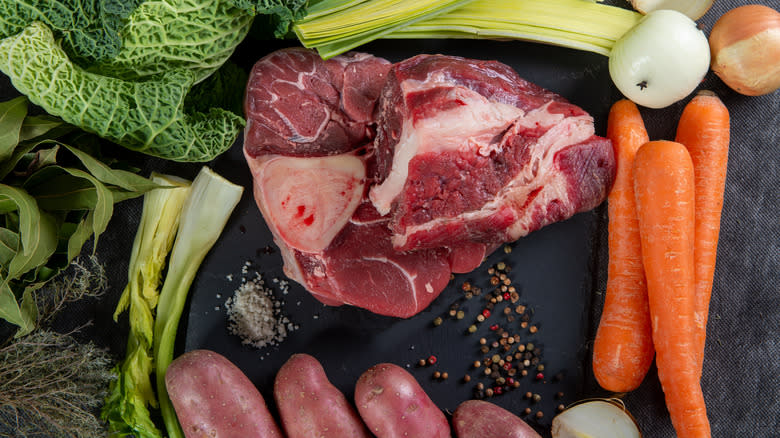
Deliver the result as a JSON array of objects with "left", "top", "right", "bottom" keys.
[
  {"left": 152, "top": 166, "right": 243, "bottom": 438},
  {"left": 294, "top": 0, "right": 643, "bottom": 59},
  {"left": 294, "top": 0, "right": 475, "bottom": 58},
  {"left": 389, "top": 0, "right": 642, "bottom": 56}
]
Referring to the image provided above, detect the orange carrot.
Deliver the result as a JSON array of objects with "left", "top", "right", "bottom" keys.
[
  {"left": 633, "top": 140, "right": 710, "bottom": 438},
  {"left": 675, "top": 91, "right": 730, "bottom": 375},
  {"left": 592, "top": 100, "right": 654, "bottom": 393}
]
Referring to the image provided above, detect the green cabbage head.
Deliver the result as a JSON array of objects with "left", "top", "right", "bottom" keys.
[
  {"left": 0, "top": 0, "right": 307, "bottom": 162},
  {"left": 0, "top": 22, "right": 245, "bottom": 162}
]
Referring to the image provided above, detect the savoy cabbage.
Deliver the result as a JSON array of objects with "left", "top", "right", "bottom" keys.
[
  {"left": 0, "top": 22, "right": 245, "bottom": 162},
  {"left": 94, "top": 0, "right": 255, "bottom": 83},
  {"left": 0, "top": 0, "right": 308, "bottom": 162},
  {"left": 0, "top": 0, "right": 142, "bottom": 62}
]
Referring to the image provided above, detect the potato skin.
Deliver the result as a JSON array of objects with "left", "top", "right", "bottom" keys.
[
  {"left": 274, "top": 353, "right": 371, "bottom": 438},
  {"left": 165, "top": 349, "right": 283, "bottom": 438},
  {"left": 354, "top": 362, "right": 450, "bottom": 438},
  {"left": 453, "top": 400, "right": 541, "bottom": 438}
]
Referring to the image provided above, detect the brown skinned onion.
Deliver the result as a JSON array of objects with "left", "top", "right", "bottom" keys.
[{"left": 709, "top": 4, "right": 780, "bottom": 96}]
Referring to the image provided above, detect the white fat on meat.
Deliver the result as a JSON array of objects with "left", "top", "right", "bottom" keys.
[
  {"left": 369, "top": 84, "right": 524, "bottom": 215},
  {"left": 245, "top": 151, "right": 365, "bottom": 253},
  {"left": 390, "top": 104, "right": 596, "bottom": 249}
]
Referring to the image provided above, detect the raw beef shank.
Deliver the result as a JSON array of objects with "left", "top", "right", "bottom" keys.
[{"left": 243, "top": 49, "right": 615, "bottom": 318}]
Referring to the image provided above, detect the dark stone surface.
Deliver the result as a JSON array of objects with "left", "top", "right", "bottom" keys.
[{"left": 1, "top": 0, "right": 777, "bottom": 436}]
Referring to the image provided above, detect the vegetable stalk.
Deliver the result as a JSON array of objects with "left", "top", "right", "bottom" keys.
[
  {"left": 152, "top": 166, "right": 243, "bottom": 438},
  {"left": 294, "top": 0, "right": 475, "bottom": 58},
  {"left": 102, "top": 173, "right": 191, "bottom": 438},
  {"left": 294, "top": 0, "right": 642, "bottom": 59}
]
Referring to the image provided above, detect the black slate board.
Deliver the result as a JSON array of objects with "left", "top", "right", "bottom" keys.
[
  {"left": 183, "top": 38, "right": 613, "bottom": 436},
  {"left": 1, "top": 0, "right": 778, "bottom": 436}
]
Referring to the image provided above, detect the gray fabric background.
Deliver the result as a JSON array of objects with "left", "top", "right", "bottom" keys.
[
  {"left": 588, "top": 2, "right": 780, "bottom": 436},
  {"left": 1, "top": 0, "right": 778, "bottom": 436}
]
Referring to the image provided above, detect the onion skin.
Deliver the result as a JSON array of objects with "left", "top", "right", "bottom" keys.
[{"left": 710, "top": 4, "right": 780, "bottom": 96}]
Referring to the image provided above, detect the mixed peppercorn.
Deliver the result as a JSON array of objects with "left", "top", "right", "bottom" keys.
[{"left": 415, "top": 246, "right": 569, "bottom": 422}]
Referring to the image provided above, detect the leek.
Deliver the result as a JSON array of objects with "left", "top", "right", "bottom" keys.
[
  {"left": 294, "top": 0, "right": 642, "bottom": 58},
  {"left": 103, "top": 173, "right": 191, "bottom": 438},
  {"left": 152, "top": 166, "right": 243, "bottom": 438},
  {"left": 294, "top": 0, "right": 475, "bottom": 59}
]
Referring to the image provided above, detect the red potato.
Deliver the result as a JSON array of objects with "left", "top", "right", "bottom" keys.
[
  {"left": 165, "top": 349, "right": 283, "bottom": 438},
  {"left": 354, "top": 363, "right": 450, "bottom": 438},
  {"left": 453, "top": 400, "right": 541, "bottom": 438},
  {"left": 274, "top": 353, "right": 371, "bottom": 437}
]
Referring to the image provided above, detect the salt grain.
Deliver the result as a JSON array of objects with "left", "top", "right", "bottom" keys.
[{"left": 225, "top": 273, "right": 295, "bottom": 349}]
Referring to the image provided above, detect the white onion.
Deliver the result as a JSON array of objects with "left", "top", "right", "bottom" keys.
[
  {"left": 609, "top": 9, "right": 710, "bottom": 109},
  {"left": 551, "top": 399, "right": 642, "bottom": 438},
  {"left": 630, "top": 0, "right": 714, "bottom": 20}
]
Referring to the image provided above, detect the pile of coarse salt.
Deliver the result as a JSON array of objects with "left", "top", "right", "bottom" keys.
[{"left": 225, "top": 272, "right": 296, "bottom": 349}]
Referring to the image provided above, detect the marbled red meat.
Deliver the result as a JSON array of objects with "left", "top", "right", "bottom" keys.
[
  {"left": 369, "top": 54, "right": 616, "bottom": 252},
  {"left": 243, "top": 49, "right": 615, "bottom": 318},
  {"left": 244, "top": 152, "right": 451, "bottom": 318},
  {"left": 244, "top": 48, "right": 391, "bottom": 157}
]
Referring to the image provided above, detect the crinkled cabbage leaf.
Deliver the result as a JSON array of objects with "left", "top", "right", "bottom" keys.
[
  {"left": 0, "top": 0, "right": 142, "bottom": 62},
  {"left": 228, "top": 0, "right": 308, "bottom": 36},
  {"left": 0, "top": 22, "right": 245, "bottom": 162},
  {"left": 0, "top": 0, "right": 308, "bottom": 162},
  {"left": 94, "top": 0, "right": 255, "bottom": 83}
]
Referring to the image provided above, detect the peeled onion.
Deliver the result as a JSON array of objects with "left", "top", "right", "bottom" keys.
[
  {"left": 609, "top": 9, "right": 710, "bottom": 108},
  {"left": 630, "top": 0, "right": 714, "bottom": 20},
  {"left": 551, "top": 399, "right": 642, "bottom": 438},
  {"left": 709, "top": 4, "right": 780, "bottom": 96}
]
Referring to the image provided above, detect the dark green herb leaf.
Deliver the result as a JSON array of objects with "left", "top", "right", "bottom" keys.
[
  {"left": 26, "top": 169, "right": 100, "bottom": 211},
  {"left": 19, "top": 115, "right": 64, "bottom": 142},
  {"left": 19, "top": 284, "right": 40, "bottom": 336},
  {"left": 0, "top": 227, "right": 19, "bottom": 266},
  {"left": 0, "top": 139, "right": 40, "bottom": 180},
  {"left": 30, "top": 145, "right": 61, "bottom": 173},
  {"left": 7, "top": 211, "right": 58, "bottom": 281},
  {"left": 0, "top": 184, "right": 44, "bottom": 258},
  {"left": 61, "top": 167, "right": 113, "bottom": 249},
  {"left": 67, "top": 210, "right": 94, "bottom": 262},
  {"left": 0, "top": 96, "right": 28, "bottom": 163},
  {"left": 0, "top": 281, "right": 35, "bottom": 336},
  {"left": 110, "top": 187, "right": 149, "bottom": 204},
  {"left": 62, "top": 145, "right": 161, "bottom": 193}
]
